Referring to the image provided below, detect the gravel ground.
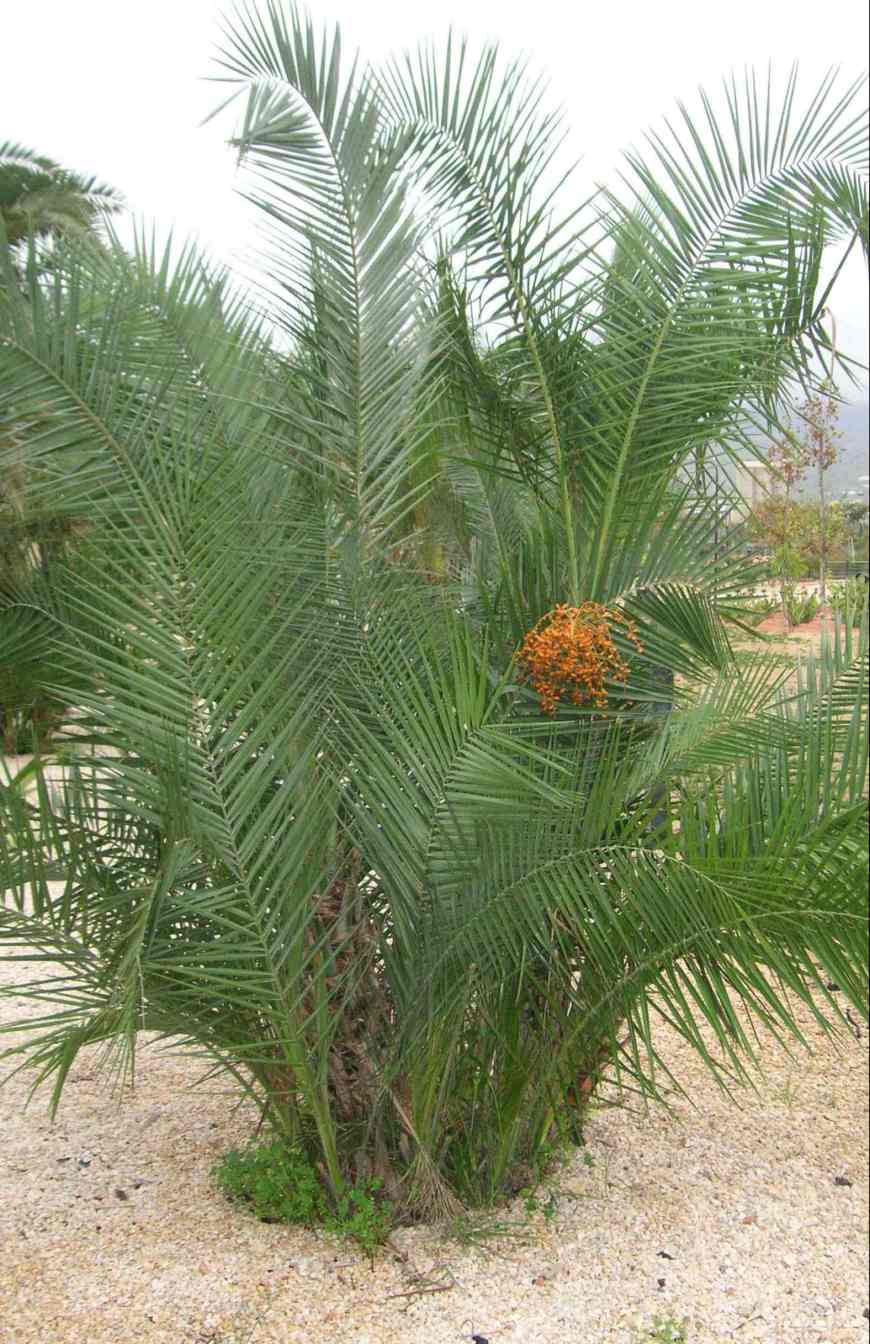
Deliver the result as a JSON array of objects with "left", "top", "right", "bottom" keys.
[{"left": 0, "top": 949, "right": 867, "bottom": 1344}]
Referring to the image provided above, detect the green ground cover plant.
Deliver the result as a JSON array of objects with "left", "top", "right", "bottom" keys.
[{"left": 213, "top": 1141, "right": 393, "bottom": 1252}]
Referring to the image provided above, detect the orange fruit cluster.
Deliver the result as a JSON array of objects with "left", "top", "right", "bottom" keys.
[{"left": 517, "top": 603, "right": 643, "bottom": 715}]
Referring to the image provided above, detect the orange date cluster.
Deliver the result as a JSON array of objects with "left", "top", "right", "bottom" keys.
[{"left": 517, "top": 602, "right": 643, "bottom": 715}]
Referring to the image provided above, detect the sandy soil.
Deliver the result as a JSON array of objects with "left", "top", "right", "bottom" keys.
[{"left": 0, "top": 948, "right": 867, "bottom": 1344}]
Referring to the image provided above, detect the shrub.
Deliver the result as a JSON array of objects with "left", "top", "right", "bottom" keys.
[
  {"left": 647, "top": 1318, "right": 690, "bottom": 1343},
  {"left": 829, "top": 577, "right": 868, "bottom": 626},
  {"left": 783, "top": 587, "right": 820, "bottom": 627},
  {"left": 743, "top": 595, "right": 778, "bottom": 624}
]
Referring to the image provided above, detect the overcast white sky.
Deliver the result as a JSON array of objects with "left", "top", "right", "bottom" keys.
[{"left": 4, "top": 0, "right": 869, "bottom": 389}]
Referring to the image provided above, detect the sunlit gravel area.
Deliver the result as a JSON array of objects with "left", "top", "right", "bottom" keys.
[{"left": 1, "top": 949, "right": 867, "bottom": 1344}]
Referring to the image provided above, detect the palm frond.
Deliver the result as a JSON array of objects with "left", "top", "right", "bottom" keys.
[{"left": 211, "top": 0, "right": 437, "bottom": 552}]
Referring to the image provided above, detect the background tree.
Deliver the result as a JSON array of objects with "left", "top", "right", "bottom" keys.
[
  {"left": 0, "top": 144, "right": 124, "bottom": 749},
  {"left": 839, "top": 497, "right": 870, "bottom": 561},
  {"left": 754, "top": 497, "right": 855, "bottom": 569},
  {"left": 767, "top": 429, "right": 810, "bottom": 504},
  {"left": 759, "top": 427, "right": 812, "bottom": 625},
  {"left": 800, "top": 385, "right": 843, "bottom": 599},
  {"left": 0, "top": 142, "right": 122, "bottom": 252},
  {"left": 748, "top": 494, "right": 806, "bottom": 626}
]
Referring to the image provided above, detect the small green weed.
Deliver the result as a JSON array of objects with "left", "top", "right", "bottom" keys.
[
  {"left": 213, "top": 1141, "right": 326, "bottom": 1225},
  {"left": 518, "top": 1183, "right": 559, "bottom": 1222},
  {"left": 647, "top": 1315, "right": 690, "bottom": 1343},
  {"left": 212, "top": 1141, "right": 393, "bottom": 1252},
  {"left": 445, "top": 1211, "right": 531, "bottom": 1253},
  {"left": 771, "top": 1075, "right": 798, "bottom": 1110},
  {"left": 324, "top": 1179, "right": 393, "bottom": 1257}
]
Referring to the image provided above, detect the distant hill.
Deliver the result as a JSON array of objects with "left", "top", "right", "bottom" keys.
[{"left": 751, "top": 398, "right": 869, "bottom": 502}]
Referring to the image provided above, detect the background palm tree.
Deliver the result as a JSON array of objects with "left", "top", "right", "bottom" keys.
[
  {"left": 0, "top": 141, "right": 122, "bottom": 249},
  {"left": 0, "top": 144, "right": 123, "bottom": 749},
  {"left": 0, "top": 3, "right": 867, "bottom": 1221}
]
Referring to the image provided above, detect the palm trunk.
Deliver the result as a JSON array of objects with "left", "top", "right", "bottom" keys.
[
  {"left": 2, "top": 710, "right": 18, "bottom": 756},
  {"left": 819, "top": 460, "right": 827, "bottom": 603},
  {"left": 781, "top": 480, "right": 792, "bottom": 628}
]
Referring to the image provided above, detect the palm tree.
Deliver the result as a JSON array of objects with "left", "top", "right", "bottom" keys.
[
  {"left": 0, "top": 5, "right": 867, "bottom": 1220},
  {"left": 0, "top": 145, "right": 123, "bottom": 749},
  {"left": 0, "top": 142, "right": 122, "bottom": 249}
]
